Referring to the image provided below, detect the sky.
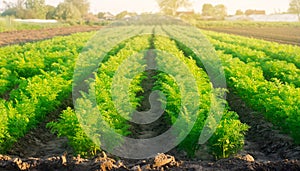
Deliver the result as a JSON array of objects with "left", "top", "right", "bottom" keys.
[{"left": 0, "top": 0, "right": 291, "bottom": 15}]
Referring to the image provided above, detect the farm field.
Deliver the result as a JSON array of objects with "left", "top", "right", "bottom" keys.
[
  {"left": 200, "top": 27, "right": 300, "bottom": 46},
  {"left": 0, "top": 19, "right": 300, "bottom": 171},
  {"left": 196, "top": 21, "right": 300, "bottom": 46}
]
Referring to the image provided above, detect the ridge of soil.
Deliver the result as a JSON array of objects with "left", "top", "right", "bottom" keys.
[
  {"left": 7, "top": 97, "right": 74, "bottom": 159},
  {"left": 200, "top": 27, "right": 300, "bottom": 46},
  {"left": 0, "top": 25, "right": 102, "bottom": 47}
]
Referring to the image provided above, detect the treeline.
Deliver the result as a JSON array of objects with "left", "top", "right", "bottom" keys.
[{"left": 1, "top": 0, "right": 90, "bottom": 21}]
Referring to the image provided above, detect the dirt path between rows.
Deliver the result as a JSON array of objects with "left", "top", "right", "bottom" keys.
[
  {"left": 200, "top": 27, "right": 300, "bottom": 46},
  {"left": 0, "top": 25, "right": 102, "bottom": 47}
]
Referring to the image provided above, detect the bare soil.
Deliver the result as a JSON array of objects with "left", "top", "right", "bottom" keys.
[
  {"left": 0, "top": 25, "right": 102, "bottom": 47},
  {"left": 200, "top": 27, "right": 300, "bottom": 46}
]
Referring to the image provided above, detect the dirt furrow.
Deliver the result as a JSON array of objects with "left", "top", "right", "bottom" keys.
[
  {"left": 227, "top": 91, "right": 300, "bottom": 161},
  {"left": 128, "top": 34, "right": 171, "bottom": 140}
]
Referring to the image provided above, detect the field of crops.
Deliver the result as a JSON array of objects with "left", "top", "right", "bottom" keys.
[
  {"left": 196, "top": 21, "right": 300, "bottom": 46},
  {"left": 0, "top": 19, "right": 300, "bottom": 170}
]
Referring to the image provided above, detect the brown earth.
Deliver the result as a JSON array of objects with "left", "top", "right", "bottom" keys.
[
  {"left": 0, "top": 25, "right": 102, "bottom": 47},
  {"left": 200, "top": 27, "right": 300, "bottom": 46}
]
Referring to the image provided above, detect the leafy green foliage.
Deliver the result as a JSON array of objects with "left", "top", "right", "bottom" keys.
[
  {"left": 157, "top": 0, "right": 191, "bottom": 16},
  {"left": 0, "top": 100, "right": 10, "bottom": 153},
  {"left": 47, "top": 107, "right": 99, "bottom": 156},
  {"left": 170, "top": 26, "right": 300, "bottom": 144},
  {"left": 0, "top": 68, "right": 18, "bottom": 95},
  {"left": 54, "top": 2, "right": 81, "bottom": 21},
  {"left": 153, "top": 34, "right": 248, "bottom": 159},
  {"left": 209, "top": 111, "right": 248, "bottom": 159},
  {"left": 49, "top": 32, "right": 151, "bottom": 156},
  {"left": 4, "top": 24, "right": 298, "bottom": 160},
  {"left": 205, "top": 33, "right": 300, "bottom": 87},
  {"left": 217, "top": 51, "right": 300, "bottom": 144},
  {"left": 203, "top": 30, "right": 300, "bottom": 68},
  {"left": 0, "top": 31, "right": 94, "bottom": 153},
  {"left": 95, "top": 35, "right": 150, "bottom": 136}
]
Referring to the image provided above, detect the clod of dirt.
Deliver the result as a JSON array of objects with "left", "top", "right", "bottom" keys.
[
  {"left": 61, "top": 154, "right": 67, "bottom": 166},
  {"left": 94, "top": 152, "right": 121, "bottom": 171},
  {"left": 131, "top": 165, "right": 142, "bottom": 171},
  {"left": 12, "top": 157, "right": 31, "bottom": 170},
  {"left": 152, "top": 153, "right": 180, "bottom": 169},
  {"left": 239, "top": 154, "right": 255, "bottom": 162}
]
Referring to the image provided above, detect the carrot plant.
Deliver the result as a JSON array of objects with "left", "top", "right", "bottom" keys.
[
  {"left": 48, "top": 33, "right": 151, "bottom": 156},
  {"left": 207, "top": 37, "right": 300, "bottom": 87},
  {"left": 218, "top": 51, "right": 300, "bottom": 144},
  {"left": 0, "top": 32, "right": 95, "bottom": 153},
  {"left": 169, "top": 25, "right": 300, "bottom": 144},
  {"left": 203, "top": 30, "right": 300, "bottom": 68},
  {"left": 153, "top": 35, "right": 248, "bottom": 159}
]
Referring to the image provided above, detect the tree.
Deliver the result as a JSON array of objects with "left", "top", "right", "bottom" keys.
[
  {"left": 97, "top": 12, "right": 105, "bottom": 19},
  {"left": 157, "top": 0, "right": 191, "bottom": 16},
  {"left": 2, "top": 1, "right": 15, "bottom": 9},
  {"left": 1, "top": 0, "right": 48, "bottom": 19},
  {"left": 214, "top": 4, "right": 227, "bottom": 20},
  {"left": 115, "top": 11, "right": 137, "bottom": 19},
  {"left": 202, "top": 4, "right": 227, "bottom": 20},
  {"left": 1, "top": 0, "right": 26, "bottom": 18},
  {"left": 235, "top": 9, "right": 244, "bottom": 15},
  {"left": 116, "top": 11, "right": 128, "bottom": 19},
  {"left": 64, "top": 0, "right": 89, "bottom": 16},
  {"left": 15, "top": 0, "right": 26, "bottom": 10},
  {"left": 25, "top": 0, "right": 47, "bottom": 19},
  {"left": 1, "top": 1, "right": 18, "bottom": 16},
  {"left": 288, "top": 0, "right": 300, "bottom": 21},
  {"left": 1, "top": 7, "right": 17, "bottom": 17},
  {"left": 54, "top": 2, "right": 81, "bottom": 20},
  {"left": 46, "top": 5, "right": 56, "bottom": 19},
  {"left": 15, "top": 0, "right": 26, "bottom": 18},
  {"left": 202, "top": 3, "right": 214, "bottom": 16}
]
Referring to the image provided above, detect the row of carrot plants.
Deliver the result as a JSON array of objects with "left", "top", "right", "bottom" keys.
[
  {"left": 47, "top": 28, "right": 150, "bottom": 156},
  {"left": 202, "top": 30, "right": 300, "bottom": 68},
  {"left": 48, "top": 26, "right": 249, "bottom": 159},
  {"left": 153, "top": 33, "right": 248, "bottom": 159},
  {"left": 0, "top": 26, "right": 143, "bottom": 153},
  {"left": 0, "top": 32, "right": 95, "bottom": 95},
  {"left": 206, "top": 37, "right": 300, "bottom": 87},
  {"left": 0, "top": 32, "right": 96, "bottom": 152},
  {"left": 169, "top": 27, "right": 300, "bottom": 88},
  {"left": 218, "top": 51, "right": 300, "bottom": 143},
  {"left": 168, "top": 26, "right": 300, "bottom": 144}
]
